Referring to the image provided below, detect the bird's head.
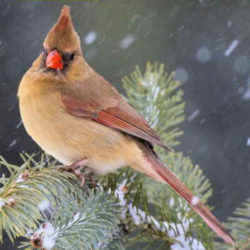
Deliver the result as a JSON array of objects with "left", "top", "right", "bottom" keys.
[{"left": 34, "top": 5, "right": 88, "bottom": 81}]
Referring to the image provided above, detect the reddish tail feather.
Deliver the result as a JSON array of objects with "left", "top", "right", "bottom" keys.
[{"left": 144, "top": 153, "right": 235, "bottom": 246}]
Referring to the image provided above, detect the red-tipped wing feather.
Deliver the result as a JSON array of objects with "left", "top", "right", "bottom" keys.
[{"left": 62, "top": 91, "right": 170, "bottom": 151}]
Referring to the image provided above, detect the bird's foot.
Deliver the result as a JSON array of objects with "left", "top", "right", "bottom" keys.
[{"left": 60, "top": 158, "right": 88, "bottom": 186}]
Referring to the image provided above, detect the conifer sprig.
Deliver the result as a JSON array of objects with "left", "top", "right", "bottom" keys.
[
  {"left": 122, "top": 62, "right": 185, "bottom": 147},
  {"left": 215, "top": 199, "right": 250, "bottom": 250},
  {"left": 0, "top": 153, "right": 76, "bottom": 243}
]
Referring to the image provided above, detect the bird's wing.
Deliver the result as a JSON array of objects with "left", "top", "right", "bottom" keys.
[{"left": 61, "top": 74, "right": 170, "bottom": 151}]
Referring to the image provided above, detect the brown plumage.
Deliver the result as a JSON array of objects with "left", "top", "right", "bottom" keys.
[{"left": 18, "top": 6, "right": 235, "bottom": 245}]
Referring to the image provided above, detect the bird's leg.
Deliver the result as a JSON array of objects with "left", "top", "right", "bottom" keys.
[{"left": 60, "top": 158, "right": 88, "bottom": 186}]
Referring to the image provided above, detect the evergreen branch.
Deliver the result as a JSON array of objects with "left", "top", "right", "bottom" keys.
[
  {"left": 120, "top": 62, "right": 214, "bottom": 249},
  {"left": 0, "top": 153, "right": 76, "bottom": 243},
  {"left": 100, "top": 152, "right": 214, "bottom": 249},
  {"left": 21, "top": 188, "right": 121, "bottom": 250},
  {"left": 145, "top": 152, "right": 214, "bottom": 250},
  {"left": 215, "top": 198, "right": 250, "bottom": 250},
  {"left": 122, "top": 62, "right": 185, "bottom": 147},
  {"left": 0, "top": 154, "right": 122, "bottom": 250}
]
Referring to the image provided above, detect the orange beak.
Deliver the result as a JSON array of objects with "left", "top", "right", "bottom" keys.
[{"left": 46, "top": 50, "right": 63, "bottom": 70}]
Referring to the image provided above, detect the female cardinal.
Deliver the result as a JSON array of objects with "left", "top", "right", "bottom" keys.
[{"left": 18, "top": 5, "right": 234, "bottom": 245}]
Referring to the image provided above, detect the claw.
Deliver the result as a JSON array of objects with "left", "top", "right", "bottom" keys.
[{"left": 60, "top": 158, "right": 88, "bottom": 186}]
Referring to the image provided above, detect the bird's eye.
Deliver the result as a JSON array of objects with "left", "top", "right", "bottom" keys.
[{"left": 63, "top": 53, "right": 74, "bottom": 61}]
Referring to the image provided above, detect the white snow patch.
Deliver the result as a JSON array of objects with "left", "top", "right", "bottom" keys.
[
  {"left": 188, "top": 109, "right": 200, "bottom": 122},
  {"left": 8, "top": 139, "right": 17, "bottom": 148},
  {"left": 115, "top": 179, "right": 128, "bottom": 218},
  {"left": 0, "top": 199, "right": 5, "bottom": 208},
  {"left": 151, "top": 216, "right": 161, "bottom": 230},
  {"left": 84, "top": 31, "right": 97, "bottom": 45},
  {"left": 71, "top": 212, "right": 81, "bottom": 224},
  {"left": 171, "top": 231, "right": 205, "bottom": 250},
  {"left": 16, "top": 174, "right": 25, "bottom": 183},
  {"left": 227, "top": 20, "right": 232, "bottom": 28},
  {"left": 114, "top": 179, "right": 205, "bottom": 249},
  {"left": 169, "top": 198, "right": 175, "bottom": 207},
  {"left": 120, "top": 34, "right": 135, "bottom": 49},
  {"left": 224, "top": 40, "right": 239, "bottom": 56},
  {"left": 196, "top": 46, "right": 211, "bottom": 63},
  {"left": 178, "top": 25, "right": 184, "bottom": 31},
  {"left": 32, "top": 222, "right": 57, "bottom": 250},
  {"left": 243, "top": 88, "right": 250, "bottom": 100},
  {"left": 170, "top": 217, "right": 205, "bottom": 250},
  {"left": 16, "top": 120, "right": 22, "bottom": 128},
  {"left": 128, "top": 203, "right": 141, "bottom": 225},
  {"left": 38, "top": 200, "right": 50, "bottom": 212},
  {"left": 242, "top": 78, "right": 250, "bottom": 100},
  {"left": 191, "top": 196, "right": 200, "bottom": 206},
  {"left": 115, "top": 179, "right": 127, "bottom": 207},
  {"left": 138, "top": 209, "right": 146, "bottom": 220},
  {"left": 246, "top": 138, "right": 250, "bottom": 146}
]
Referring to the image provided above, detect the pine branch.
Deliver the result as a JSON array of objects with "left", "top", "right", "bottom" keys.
[
  {"left": 0, "top": 153, "right": 76, "bottom": 243},
  {"left": 100, "top": 152, "right": 214, "bottom": 250},
  {"left": 215, "top": 199, "right": 250, "bottom": 250},
  {"left": 122, "top": 62, "right": 185, "bottom": 147},
  {"left": 21, "top": 189, "right": 121, "bottom": 250},
  {"left": 0, "top": 154, "right": 121, "bottom": 250},
  {"left": 102, "top": 62, "right": 214, "bottom": 249},
  {"left": 145, "top": 152, "right": 214, "bottom": 250}
]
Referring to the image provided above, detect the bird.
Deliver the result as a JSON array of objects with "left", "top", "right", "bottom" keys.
[{"left": 18, "top": 5, "right": 235, "bottom": 245}]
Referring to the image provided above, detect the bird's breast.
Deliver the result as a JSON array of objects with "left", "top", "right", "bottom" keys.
[{"left": 18, "top": 84, "right": 139, "bottom": 174}]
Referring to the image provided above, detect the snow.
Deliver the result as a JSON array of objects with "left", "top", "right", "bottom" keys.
[
  {"left": 227, "top": 20, "right": 232, "bottom": 28},
  {"left": 38, "top": 200, "right": 50, "bottom": 212},
  {"left": 8, "top": 139, "right": 17, "bottom": 148},
  {"left": 84, "top": 31, "right": 97, "bottom": 45},
  {"left": 138, "top": 209, "right": 146, "bottom": 220},
  {"left": 169, "top": 198, "right": 175, "bottom": 207},
  {"left": 128, "top": 204, "right": 141, "bottom": 225},
  {"left": 0, "top": 199, "right": 5, "bottom": 208},
  {"left": 191, "top": 196, "right": 200, "bottom": 206},
  {"left": 188, "top": 109, "right": 200, "bottom": 122},
  {"left": 115, "top": 180, "right": 205, "bottom": 249},
  {"left": 16, "top": 174, "right": 25, "bottom": 183},
  {"left": 120, "top": 34, "right": 135, "bottom": 49},
  {"left": 71, "top": 212, "right": 81, "bottom": 224},
  {"left": 170, "top": 215, "right": 205, "bottom": 250},
  {"left": 171, "top": 226, "right": 205, "bottom": 250},
  {"left": 41, "top": 223, "right": 57, "bottom": 250},
  {"left": 243, "top": 88, "right": 250, "bottom": 100},
  {"left": 196, "top": 46, "right": 211, "bottom": 63},
  {"left": 224, "top": 40, "right": 239, "bottom": 56},
  {"left": 114, "top": 179, "right": 128, "bottom": 218},
  {"left": 246, "top": 138, "right": 250, "bottom": 146},
  {"left": 16, "top": 120, "right": 22, "bottom": 129},
  {"left": 151, "top": 216, "right": 161, "bottom": 230},
  {"left": 31, "top": 222, "right": 57, "bottom": 250},
  {"left": 115, "top": 179, "right": 127, "bottom": 207}
]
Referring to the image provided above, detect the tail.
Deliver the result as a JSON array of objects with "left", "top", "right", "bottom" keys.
[{"left": 142, "top": 152, "right": 235, "bottom": 246}]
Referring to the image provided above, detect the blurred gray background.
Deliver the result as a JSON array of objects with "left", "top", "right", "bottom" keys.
[{"left": 1, "top": 0, "right": 250, "bottom": 248}]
